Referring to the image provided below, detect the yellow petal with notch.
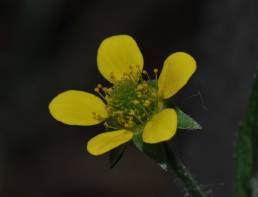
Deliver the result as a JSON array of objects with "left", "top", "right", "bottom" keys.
[
  {"left": 158, "top": 52, "right": 196, "bottom": 99},
  {"left": 49, "top": 90, "right": 108, "bottom": 126},
  {"left": 143, "top": 108, "right": 177, "bottom": 144},
  {"left": 87, "top": 129, "right": 133, "bottom": 156},
  {"left": 97, "top": 35, "right": 144, "bottom": 83}
]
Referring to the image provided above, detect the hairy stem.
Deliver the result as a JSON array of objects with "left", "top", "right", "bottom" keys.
[{"left": 161, "top": 143, "right": 206, "bottom": 197}]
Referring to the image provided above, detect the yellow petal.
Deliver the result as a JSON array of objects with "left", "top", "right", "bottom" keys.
[
  {"left": 158, "top": 52, "right": 196, "bottom": 99},
  {"left": 143, "top": 108, "right": 177, "bottom": 144},
  {"left": 49, "top": 90, "right": 108, "bottom": 126},
  {"left": 87, "top": 129, "right": 133, "bottom": 156},
  {"left": 97, "top": 35, "right": 144, "bottom": 83}
]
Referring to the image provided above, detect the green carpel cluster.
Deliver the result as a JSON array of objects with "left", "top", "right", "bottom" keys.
[{"left": 105, "top": 79, "right": 158, "bottom": 129}]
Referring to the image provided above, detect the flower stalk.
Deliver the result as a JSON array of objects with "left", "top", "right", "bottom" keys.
[
  {"left": 133, "top": 133, "right": 205, "bottom": 197},
  {"left": 162, "top": 143, "right": 206, "bottom": 197}
]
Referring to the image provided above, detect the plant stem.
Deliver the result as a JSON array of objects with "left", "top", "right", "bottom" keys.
[
  {"left": 133, "top": 133, "right": 205, "bottom": 196},
  {"left": 161, "top": 143, "right": 206, "bottom": 197}
]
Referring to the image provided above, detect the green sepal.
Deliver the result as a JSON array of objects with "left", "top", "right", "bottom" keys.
[
  {"left": 176, "top": 108, "right": 202, "bottom": 130},
  {"left": 109, "top": 144, "right": 127, "bottom": 168},
  {"left": 164, "top": 100, "right": 202, "bottom": 130},
  {"left": 133, "top": 132, "right": 167, "bottom": 164}
]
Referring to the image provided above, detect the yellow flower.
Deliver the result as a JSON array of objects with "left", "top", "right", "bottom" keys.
[{"left": 49, "top": 35, "right": 196, "bottom": 156}]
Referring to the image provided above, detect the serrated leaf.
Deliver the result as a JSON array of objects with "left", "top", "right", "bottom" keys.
[
  {"left": 109, "top": 144, "right": 127, "bottom": 168},
  {"left": 176, "top": 108, "right": 202, "bottom": 130}
]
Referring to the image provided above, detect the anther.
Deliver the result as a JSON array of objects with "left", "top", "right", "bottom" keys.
[
  {"left": 144, "top": 100, "right": 151, "bottom": 107},
  {"left": 104, "top": 122, "right": 119, "bottom": 130},
  {"left": 129, "top": 116, "right": 134, "bottom": 121},
  {"left": 128, "top": 120, "right": 135, "bottom": 128},
  {"left": 124, "top": 123, "right": 129, "bottom": 128},
  {"left": 142, "top": 70, "right": 150, "bottom": 80},
  {"left": 136, "top": 92, "right": 142, "bottom": 98},
  {"left": 94, "top": 87, "right": 106, "bottom": 100},
  {"left": 103, "top": 87, "right": 112, "bottom": 95},
  {"left": 132, "top": 100, "right": 140, "bottom": 105},
  {"left": 114, "top": 110, "right": 123, "bottom": 115},
  {"left": 153, "top": 68, "right": 159, "bottom": 81},
  {"left": 129, "top": 110, "right": 135, "bottom": 115},
  {"left": 137, "top": 84, "right": 143, "bottom": 90},
  {"left": 153, "top": 68, "right": 159, "bottom": 92},
  {"left": 94, "top": 87, "right": 99, "bottom": 92}
]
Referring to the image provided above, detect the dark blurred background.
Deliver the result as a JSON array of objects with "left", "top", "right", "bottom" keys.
[{"left": 1, "top": 0, "right": 258, "bottom": 196}]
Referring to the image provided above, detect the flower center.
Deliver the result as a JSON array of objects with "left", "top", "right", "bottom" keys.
[{"left": 95, "top": 69, "right": 160, "bottom": 130}]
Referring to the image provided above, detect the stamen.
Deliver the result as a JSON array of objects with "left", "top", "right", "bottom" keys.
[
  {"left": 134, "top": 112, "right": 145, "bottom": 124},
  {"left": 142, "top": 70, "right": 150, "bottom": 80},
  {"left": 137, "top": 84, "right": 143, "bottom": 91},
  {"left": 153, "top": 68, "right": 159, "bottom": 110},
  {"left": 104, "top": 122, "right": 120, "bottom": 130},
  {"left": 94, "top": 87, "right": 106, "bottom": 100},
  {"left": 153, "top": 68, "right": 159, "bottom": 81},
  {"left": 123, "top": 72, "right": 135, "bottom": 82},
  {"left": 127, "top": 120, "right": 135, "bottom": 128},
  {"left": 144, "top": 100, "right": 151, "bottom": 107},
  {"left": 153, "top": 68, "right": 158, "bottom": 74},
  {"left": 129, "top": 110, "right": 135, "bottom": 116},
  {"left": 134, "top": 65, "right": 144, "bottom": 82},
  {"left": 136, "top": 92, "right": 142, "bottom": 98},
  {"left": 132, "top": 100, "right": 140, "bottom": 105},
  {"left": 124, "top": 123, "right": 129, "bottom": 128}
]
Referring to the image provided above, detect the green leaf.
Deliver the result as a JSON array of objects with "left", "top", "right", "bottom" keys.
[
  {"left": 176, "top": 108, "right": 202, "bottom": 130},
  {"left": 236, "top": 71, "right": 258, "bottom": 197},
  {"left": 109, "top": 144, "right": 127, "bottom": 168}
]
